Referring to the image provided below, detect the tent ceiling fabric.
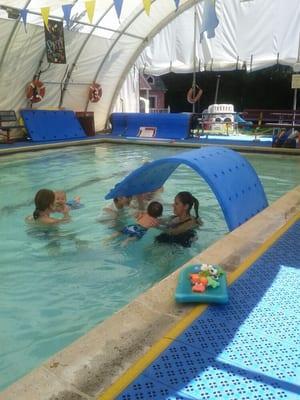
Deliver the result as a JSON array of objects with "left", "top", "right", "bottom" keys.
[
  {"left": 138, "top": 0, "right": 300, "bottom": 74},
  {"left": 0, "top": 0, "right": 300, "bottom": 131}
]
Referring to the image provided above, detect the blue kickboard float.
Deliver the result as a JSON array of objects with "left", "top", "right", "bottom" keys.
[
  {"left": 175, "top": 264, "right": 229, "bottom": 304},
  {"left": 66, "top": 200, "right": 84, "bottom": 210}
]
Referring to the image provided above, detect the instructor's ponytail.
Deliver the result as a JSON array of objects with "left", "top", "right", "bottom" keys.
[{"left": 192, "top": 196, "right": 199, "bottom": 220}]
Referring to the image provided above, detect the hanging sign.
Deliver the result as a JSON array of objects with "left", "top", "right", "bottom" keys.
[
  {"left": 44, "top": 19, "right": 66, "bottom": 64},
  {"left": 291, "top": 74, "right": 300, "bottom": 89}
]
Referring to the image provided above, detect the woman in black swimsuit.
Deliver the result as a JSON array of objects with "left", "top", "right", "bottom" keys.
[{"left": 155, "top": 191, "right": 202, "bottom": 247}]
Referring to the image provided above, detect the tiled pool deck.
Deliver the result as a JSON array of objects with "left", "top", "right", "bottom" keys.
[{"left": 109, "top": 215, "right": 300, "bottom": 400}]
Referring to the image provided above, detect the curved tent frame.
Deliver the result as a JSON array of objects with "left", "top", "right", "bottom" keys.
[
  {"left": 0, "top": 0, "right": 299, "bottom": 130},
  {"left": 0, "top": 0, "right": 198, "bottom": 130},
  {"left": 105, "top": 147, "right": 268, "bottom": 231}
]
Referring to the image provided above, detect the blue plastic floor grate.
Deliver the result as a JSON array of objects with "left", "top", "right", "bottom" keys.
[{"left": 117, "top": 220, "right": 300, "bottom": 400}]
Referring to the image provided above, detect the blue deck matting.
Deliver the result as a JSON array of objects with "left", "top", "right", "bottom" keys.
[{"left": 117, "top": 220, "right": 300, "bottom": 400}]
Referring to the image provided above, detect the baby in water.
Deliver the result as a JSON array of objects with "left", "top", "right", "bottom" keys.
[
  {"left": 106, "top": 201, "right": 163, "bottom": 246},
  {"left": 102, "top": 196, "right": 132, "bottom": 218},
  {"left": 55, "top": 191, "right": 81, "bottom": 213}
]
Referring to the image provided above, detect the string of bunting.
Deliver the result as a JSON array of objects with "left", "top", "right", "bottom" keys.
[{"left": 18, "top": 0, "right": 183, "bottom": 31}]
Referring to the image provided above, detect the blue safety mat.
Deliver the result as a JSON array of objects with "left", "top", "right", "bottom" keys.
[
  {"left": 21, "top": 110, "right": 86, "bottom": 142},
  {"left": 110, "top": 113, "right": 192, "bottom": 139},
  {"left": 117, "top": 220, "right": 300, "bottom": 400}
]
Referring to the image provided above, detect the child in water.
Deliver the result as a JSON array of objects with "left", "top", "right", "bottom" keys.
[
  {"left": 55, "top": 191, "right": 81, "bottom": 212},
  {"left": 98, "top": 196, "right": 132, "bottom": 222},
  {"left": 27, "top": 189, "right": 70, "bottom": 225},
  {"left": 130, "top": 187, "right": 164, "bottom": 211},
  {"left": 107, "top": 201, "right": 163, "bottom": 246}
]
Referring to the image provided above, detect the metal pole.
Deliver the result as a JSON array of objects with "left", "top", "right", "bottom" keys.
[
  {"left": 192, "top": 7, "right": 197, "bottom": 113},
  {"left": 214, "top": 74, "right": 221, "bottom": 104},
  {"left": 292, "top": 88, "right": 297, "bottom": 134},
  {"left": 292, "top": 32, "right": 300, "bottom": 134}
]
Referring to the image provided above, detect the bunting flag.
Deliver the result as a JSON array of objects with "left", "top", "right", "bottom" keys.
[
  {"left": 143, "top": 0, "right": 151, "bottom": 16},
  {"left": 85, "top": 0, "right": 96, "bottom": 24},
  {"left": 200, "top": 0, "right": 219, "bottom": 42},
  {"left": 62, "top": 4, "right": 73, "bottom": 29},
  {"left": 113, "top": 0, "right": 123, "bottom": 19},
  {"left": 174, "top": 0, "right": 180, "bottom": 10},
  {"left": 20, "top": 8, "right": 28, "bottom": 32},
  {"left": 41, "top": 7, "right": 50, "bottom": 30}
]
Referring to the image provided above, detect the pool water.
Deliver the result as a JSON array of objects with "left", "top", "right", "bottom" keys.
[{"left": 0, "top": 144, "right": 299, "bottom": 390}]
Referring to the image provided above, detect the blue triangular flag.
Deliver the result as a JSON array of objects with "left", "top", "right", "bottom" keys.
[
  {"left": 20, "top": 9, "right": 28, "bottom": 32},
  {"left": 200, "top": 0, "right": 219, "bottom": 42},
  {"left": 174, "top": 0, "right": 180, "bottom": 9},
  {"left": 113, "top": 0, "right": 123, "bottom": 19},
  {"left": 62, "top": 4, "right": 73, "bottom": 29}
]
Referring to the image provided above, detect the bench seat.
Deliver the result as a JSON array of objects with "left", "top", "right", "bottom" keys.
[{"left": 0, "top": 110, "right": 22, "bottom": 143}]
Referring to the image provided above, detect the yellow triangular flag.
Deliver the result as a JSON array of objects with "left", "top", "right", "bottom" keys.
[
  {"left": 41, "top": 7, "right": 50, "bottom": 30},
  {"left": 143, "top": 0, "right": 151, "bottom": 16},
  {"left": 85, "top": 0, "right": 96, "bottom": 24}
]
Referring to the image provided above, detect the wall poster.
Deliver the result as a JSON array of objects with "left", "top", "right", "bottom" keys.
[{"left": 44, "top": 19, "right": 66, "bottom": 64}]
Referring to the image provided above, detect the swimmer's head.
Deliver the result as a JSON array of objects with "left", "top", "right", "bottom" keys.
[
  {"left": 147, "top": 201, "right": 163, "bottom": 218},
  {"left": 33, "top": 189, "right": 55, "bottom": 219},
  {"left": 175, "top": 191, "right": 199, "bottom": 219},
  {"left": 113, "top": 196, "right": 132, "bottom": 207}
]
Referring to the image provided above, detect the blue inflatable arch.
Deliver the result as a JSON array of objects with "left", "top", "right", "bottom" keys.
[{"left": 105, "top": 147, "right": 268, "bottom": 231}]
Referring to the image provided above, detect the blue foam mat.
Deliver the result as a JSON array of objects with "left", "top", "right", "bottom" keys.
[
  {"left": 111, "top": 113, "right": 192, "bottom": 139},
  {"left": 21, "top": 110, "right": 86, "bottom": 142},
  {"left": 106, "top": 147, "right": 268, "bottom": 231},
  {"left": 117, "top": 220, "right": 300, "bottom": 400}
]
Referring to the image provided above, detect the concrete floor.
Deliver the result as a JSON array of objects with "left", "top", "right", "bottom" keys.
[{"left": 1, "top": 135, "right": 300, "bottom": 156}]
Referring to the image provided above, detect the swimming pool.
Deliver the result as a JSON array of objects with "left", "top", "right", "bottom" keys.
[{"left": 0, "top": 144, "right": 299, "bottom": 391}]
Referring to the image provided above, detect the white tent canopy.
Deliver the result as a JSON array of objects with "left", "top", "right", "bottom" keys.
[{"left": 0, "top": 0, "right": 300, "bottom": 131}]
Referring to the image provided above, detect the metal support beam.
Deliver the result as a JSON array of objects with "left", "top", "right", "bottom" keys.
[{"left": 104, "top": 0, "right": 201, "bottom": 127}]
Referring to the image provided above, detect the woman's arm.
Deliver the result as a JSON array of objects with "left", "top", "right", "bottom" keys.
[
  {"left": 165, "top": 218, "right": 199, "bottom": 236},
  {"left": 39, "top": 215, "right": 70, "bottom": 225}
]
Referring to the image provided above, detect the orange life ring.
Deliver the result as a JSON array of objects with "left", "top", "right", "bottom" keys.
[
  {"left": 89, "top": 83, "right": 102, "bottom": 103},
  {"left": 26, "top": 80, "right": 46, "bottom": 103},
  {"left": 187, "top": 86, "right": 203, "bottom": 104}
]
